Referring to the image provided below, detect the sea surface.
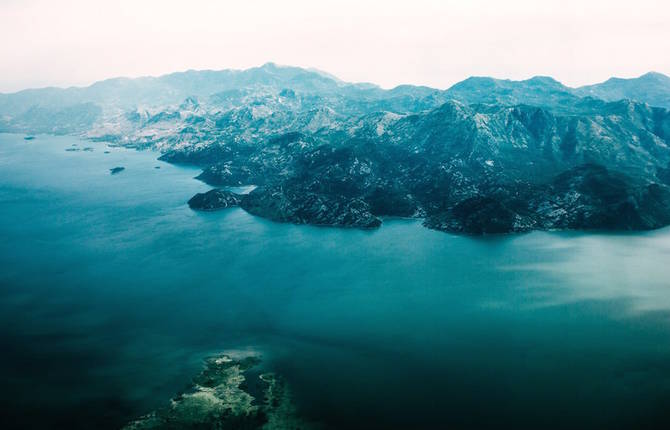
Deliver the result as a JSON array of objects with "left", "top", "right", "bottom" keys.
[{"left": 1, "top": 133, "right": 670, "bottom": 429}]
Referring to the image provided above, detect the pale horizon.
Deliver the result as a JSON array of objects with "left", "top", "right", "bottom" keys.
[
  {"left": 1, "top": 61, "right": 668, "bottom": 95},
  {"left": 1, "top": 0, "right": 670, "bottom": 93}
]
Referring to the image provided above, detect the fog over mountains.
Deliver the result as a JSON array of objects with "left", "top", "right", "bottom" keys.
[{"left": 3, "top": 63, "right": 670, "bottom": 234}]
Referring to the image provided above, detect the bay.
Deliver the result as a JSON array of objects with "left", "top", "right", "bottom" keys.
[{"left": 1, "top": 133, "right": 670, "bottom": 429}]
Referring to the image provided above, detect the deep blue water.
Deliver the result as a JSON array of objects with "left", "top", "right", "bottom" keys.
[{"left": 2, "top": 133, "right": 670, "bottom": 429}]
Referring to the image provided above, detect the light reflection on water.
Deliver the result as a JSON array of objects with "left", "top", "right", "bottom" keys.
[{"left": 500, "top": 231, "right": 670, "bottom": 312}]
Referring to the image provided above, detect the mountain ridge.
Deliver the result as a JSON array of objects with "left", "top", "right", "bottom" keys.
[
  {"left": 2, "top": 64, "right": 670, "bottom": 235},
  {"left": 2, "top": 64, "right": 669, "bottom": 105}
]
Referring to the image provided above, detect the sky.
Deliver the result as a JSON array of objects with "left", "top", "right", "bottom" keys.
[{"left": 1, "top": 0, "right": 669, "bottom": 93}]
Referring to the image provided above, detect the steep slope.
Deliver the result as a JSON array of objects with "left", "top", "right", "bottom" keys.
[{"left": 157, "top": 96, "right": 670, "bottom": 233}]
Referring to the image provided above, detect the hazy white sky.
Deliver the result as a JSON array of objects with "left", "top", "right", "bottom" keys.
[{"left": 1, "top": 0, "right": 669, "bottom": 92}]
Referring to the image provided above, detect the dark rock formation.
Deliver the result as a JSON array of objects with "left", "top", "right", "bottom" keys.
[
  {"left": 110, "top": 166, "right": 125, "bottom": 175},
  {"left": 188, "top": 189, "right": 241, "bottom": 211},
  {"left": 241, "top": 185, "right": 382, "bottom": 229},
  {"left": 425, "top": 196, "right": 530, "bottom": 235},
  {"left": 535, "top": 164, "right": 670, "bottom": 230}
]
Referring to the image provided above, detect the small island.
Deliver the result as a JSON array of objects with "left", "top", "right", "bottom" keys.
[{"left": 123, "top": 353, "right": 314, "bottom": 430}]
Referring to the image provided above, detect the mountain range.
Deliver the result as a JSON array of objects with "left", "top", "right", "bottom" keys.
[{"left": 2, "top": 63, "right": 670, "bottom": 234}]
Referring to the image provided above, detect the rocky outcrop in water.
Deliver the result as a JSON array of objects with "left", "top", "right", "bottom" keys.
[
  {"left": 123, "top": 353, "right": 316, "bottom": 430},
  {"left": 188, "top": 189, "right": 241, "bottom": 211}
]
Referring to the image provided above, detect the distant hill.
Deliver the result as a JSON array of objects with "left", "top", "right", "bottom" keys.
[
  {"left": 444, "top": 72, "right": 670, "bottom": 110},
  {"left": 575, "top": 72, "right": 670, "bottom": 109},
  {"left": 2, "top": 65, "right": 670, "bottom": 129},
  {"left": 445, "top": 76, "right": 580, "bottom": 110}
]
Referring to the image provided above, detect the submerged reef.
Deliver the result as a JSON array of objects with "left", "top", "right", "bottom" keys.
[{"left": 123, "top": 353, "right": 316, "bottom": 430}]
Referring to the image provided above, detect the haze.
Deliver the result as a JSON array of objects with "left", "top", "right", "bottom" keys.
[{"left": 1, "top": 0, "right": 669, "bottom": 93}]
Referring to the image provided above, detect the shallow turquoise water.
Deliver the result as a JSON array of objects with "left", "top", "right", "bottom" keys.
[{"left": 1, "top": 133, "right": 670, "bottom": 429}]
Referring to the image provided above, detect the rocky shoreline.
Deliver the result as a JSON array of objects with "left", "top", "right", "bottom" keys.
[{"left": 186, "top": 160, "right": 670, "bottom": 235}]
